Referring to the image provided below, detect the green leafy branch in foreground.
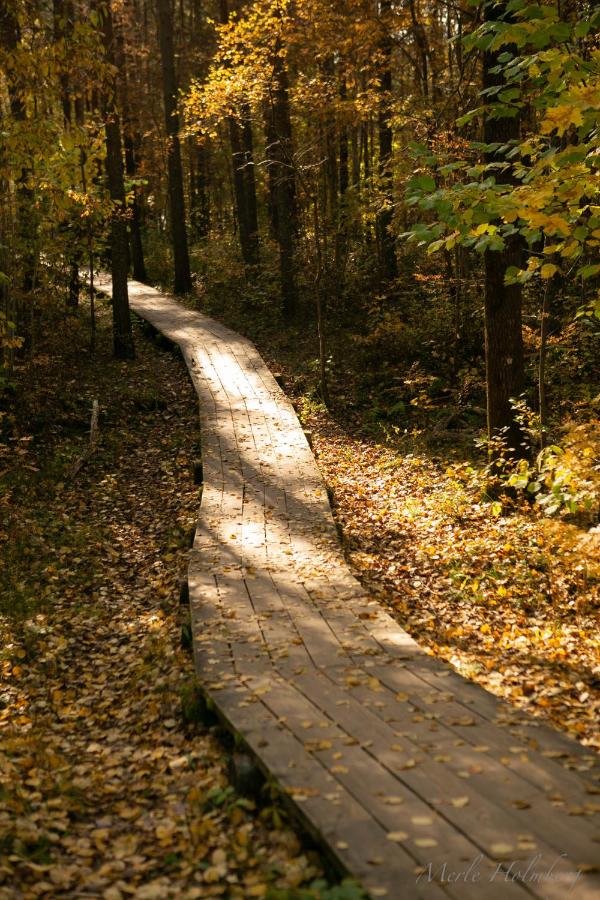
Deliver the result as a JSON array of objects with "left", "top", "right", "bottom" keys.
[{"left": 403, "top": 0, "right": 600, "bottom": 307}]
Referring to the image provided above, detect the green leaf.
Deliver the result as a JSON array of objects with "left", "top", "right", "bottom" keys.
[
  {"left": 578, "top": 264, "right": 600, "bottom": 279},
  {"left": 573, "top": 20, "right": 590, "bottom": 38},
  {"left": 409, "top": 174, "right": 436, "bottom": 193}
]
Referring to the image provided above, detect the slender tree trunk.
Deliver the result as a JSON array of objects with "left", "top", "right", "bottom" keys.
[
  {"left": 219, "top": 0, "right": 259, "bottom": 266},
  {"left": 483, "top": 0, "right": 524, "bottom": 453},
  {"left": 376, "top": 0, "right": 397, "bottom": 281},
  {"left": 266, "top": 52, "right": 298, "bottom": 319},
  {"left": 336, "top": 77, "right": 349, "bottom": 274},
  {"left": 323, "top": 58, "right": 338, "bottom": 227},
  {"left": 156, "top": 0, "right": 192, "bottom": 294},
  {"left": 115, "top": 21, "right": 148, "bottom": 283},
  {"left": 229, "top": 116, "right": 258, "bottom": 265},
  {"left": 351, "top": 123, "right": 360, "bottom": 188},
  {"left": 339, "top": 81, "right": 349, "bottom": 200},
  {"left": 99, "top": 0, "right": 135, "bottom": 359},
  {"left": 264, "top": 106, "right": 279, "bottom": 240},
  {"left": 54, "top": 0, "right": 82, "bottom": 309},
  {"left": 189, "top": 139, "right": 210, "bottom": 239},
  {"left": 125, "top": 137, "right": 148, "bottom": 283},
  {"left": 242, "top": 106, "right": 259, "bottom": 262},
  {"left": 409, "top": 0, "right": 429, "bottom": 99},
  {"left": 538, "top": 278, "right": 553, "bottom": 450},
  {"left": 1, "top": 0, "right": 36, "bottom": 343},
  {"left": 361, "top": 120, "right": 370, "bottom": 184}
]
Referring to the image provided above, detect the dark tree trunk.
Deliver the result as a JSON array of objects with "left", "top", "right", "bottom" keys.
[
  {"left": 351, "top": 124, "right": 360, "bottom": 189},
  {"left": 362, "top": 121, "right": 370, "bottom": 184},
  {"left": 376, "top": 0, "right": 397, "bottom": 281},
  {"left": 156, "top": 0, "right": 192, "bottom": 294},
  {"left": 99, "top": 0, "right": 135, "bottom": 359},
  {"left": 241, "top": 107, "right": 259, "bottom": 261},
  {"left": 115, "top": 20, "right": 148, "bottom": 283},
  {"left": 1, "top": 1, "right": 36, "bottom": 308},
  {"left": 323, "top": 58, "right": 338, "bottom": 226},
  {"left": 336, "top": 76, "right": 349, "bottom": 271},
  {"left": 125, "top": 136, "right": 148, "bottom": 283},
  {"left": 219, "top": 0, "right": 259, "bottom": 266},
  {"left": 483, "top": 0, "right": 524, "bottom": 454},
  {"left": 264, "top": 108, "right": 279, "bottom": 240},
  {"left": 266, "top": 52, "right": 298, "bottom": 319},
  {"left": 229, "top": 116, "right": 259, "bottom": 265},
  {"left": 55, "top": 0, "right": 83, "bottom": 309},
  {"left": 339, "top": 80, "right": 349, "bottom": 199},
  {"left": 53, "top": 0, "right": 74, "bottom": 125},
  {"left": 409, "top": 0, "right": 429, "bottom": 99},
  {"left": 189, "top": 139, "right": 210, "bottom": 239}
]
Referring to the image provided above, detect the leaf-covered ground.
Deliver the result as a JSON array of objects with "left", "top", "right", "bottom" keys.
[{"left": 0, "top": 306, "right": 328, "bottom": 899}]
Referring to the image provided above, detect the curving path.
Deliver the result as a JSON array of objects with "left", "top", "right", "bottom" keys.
[{"left": 99, "top": 278, "right": 600, "bottom": 900}]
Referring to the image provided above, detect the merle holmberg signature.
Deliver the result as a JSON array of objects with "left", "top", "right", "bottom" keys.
[{"left": 415, "top": 852, "right": 582, "bottom": 890}]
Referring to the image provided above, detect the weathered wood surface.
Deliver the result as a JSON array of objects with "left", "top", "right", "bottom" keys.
[{"left": 99, "top": 277, "right": 600, "bottom": 899}]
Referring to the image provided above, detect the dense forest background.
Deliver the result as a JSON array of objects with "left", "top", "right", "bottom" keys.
[{"left": 1, "top": 0, "right": 599, "bottom": 499}]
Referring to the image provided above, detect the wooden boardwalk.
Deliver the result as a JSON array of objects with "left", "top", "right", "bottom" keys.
[{"left": 100, "top": 278, "right": 600, "bottom": 899}]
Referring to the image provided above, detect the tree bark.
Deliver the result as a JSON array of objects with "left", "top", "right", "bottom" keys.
[
  {"left": 242, "top": 106, "right": 259, "bottom": 262},
  {"left": 99, "top": 0, "right": 135, "bottom": 359},
  {"left": 219, "top": 0, "right": 259, "bottom": 266},
  {"left": 483, "top": 0, "right": 524, "bottom": 454},
  {"left": 53, "top": 0, "right": 73, "bottom": 125},
  {"left": 156, "top": 0, "right": 192, "bottom": 294},
  {"left": 228, "top": 115, "right": 259, "bottom": 265},
  {"left": 0, "top": 0, "right": 37, "bottom": 306},
  {"left": 115, "top": 18, "right": 148, "bottom": 283},
  {"left": 376, "top": 0, "right": 397, "bottom": 281},
  {"left": 189, "top": 139, "right": 210, "bottom": 239},
  {"left": 266, "top": 52, "right": 298, "bottom": 319}
]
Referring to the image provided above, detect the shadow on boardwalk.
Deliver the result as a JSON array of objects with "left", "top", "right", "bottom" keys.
[{"left": 100, "top": 277, "right": 600, "bottom": 900}]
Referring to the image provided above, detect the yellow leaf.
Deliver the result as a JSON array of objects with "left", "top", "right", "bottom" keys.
[
  {"left": 541, "top": 104, "right": 584, "bottom": 137},
  {"left": 491, "top": 842, "right": 514, "bottom": 857},
  {"left": 540, "top": 263, "right": 559, "bottom": 279}
]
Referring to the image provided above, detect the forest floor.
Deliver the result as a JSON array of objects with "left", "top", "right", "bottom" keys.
[
  {"left": 0, "top": 301, "right": 350, "bottom": 900},
  {"left": 196, "top": 273, "right": 600, "bottom": 754}
]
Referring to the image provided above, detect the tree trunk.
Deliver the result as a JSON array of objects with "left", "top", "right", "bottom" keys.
[
  {"left": 115, "top": 19, "right": 148, "bottom": 283},
  {"left": 376, "top": 0, "right": 397, "bottom": 281},
  {"left": 219, "top": 0, "right": 259, "bottom": 266},
  {"left": 336, "top": 76, "right": 349, "bottom": 273},
  {"left": 156, "top": 0, "right": 192, "bottom": 294},
  {"left": 55, "top": 0, "right": 83, "bottom": 309},
  {"left": 242, "top": 106, "right": 259, "bottom": 262},
  {"left": 266, "top": 52, "right": 298, "bottom": 319},
  {"left": 483, "top": 0, "right": 524, "bottom": 454},
  {"left": 1, "top": 0, "right": 36, "bottom": 343},
  {"left": 229, "top": 116, "right": 259, "bottom": 265},
  {"left": 189, "top": 139, "right": 210, "bottom": 239},
  {"left": 339, "top": 80, "right": 349, "bottom": 199},
  {"left": 99, "top": 0, "right": 135, "bottom": 359},
  {"left": 53, "top": 0, "right": 73, "bottom": 125}
]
